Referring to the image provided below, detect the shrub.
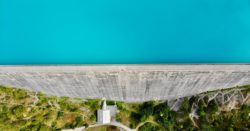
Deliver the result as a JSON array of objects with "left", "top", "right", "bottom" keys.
[
  {"left": 106, "top": 100, "right": 115, "bottom": 105},
  {"left": 139, "top": 122, "right": 161, "bottom": 131},
  {"left": 130, "top": 112, "right": 142, "bottom": 128},
  {"left": 116, "top": 102, "right": 126, "bottom": 111},
  {"left": 57, "top": 111, "right": 64, "bottom": 118},
  {"left": 154, "top": 102, "right": 176, "bottom": 130},
  {"left": 85, "top": 99, "right": 100, "bottom": 110},
  {"left": 116, "top": 115, "right": 122, "bottom": 122},
  {"left": 75, "top": 116, "right": 85, "bottom": 127},
  {"left": 12, "top": 105, "right": 25, "bottom": 118},
  {"left": 140, "top": 101, "right": 155, "bottom": 121},
  {"left": 207, "top": 100, "right": 218, "bottom": 114},
  {"left": 180, "top": 98, "right": 190, "bottom": 113},
  {"left": 13, "top": 89, "right": 27, "bottom": 100}
]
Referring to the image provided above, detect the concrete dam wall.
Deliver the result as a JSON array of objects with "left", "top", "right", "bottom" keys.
[{"left": 0, "top": 65, "right": 250, "bottom": 102}]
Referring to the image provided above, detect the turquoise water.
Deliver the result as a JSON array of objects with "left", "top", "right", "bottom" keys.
[{"left": 0, "top": 0, "right": 250, "bottom": 64}]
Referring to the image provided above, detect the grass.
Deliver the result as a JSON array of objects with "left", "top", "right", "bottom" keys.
[
  {"left": 0, "top": 85, "right": 249, "bottom": 131},
  {"left": 0, "top": 86, "right": 98, "bottom": 131},
  {"left": 115, "top": 101, "right": 141, "bottom": 128}
]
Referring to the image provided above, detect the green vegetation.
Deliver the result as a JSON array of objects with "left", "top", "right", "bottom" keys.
[
  {"left": 138, "top": 122, "right": 162, "bottom": 131},
  {"left": 0, "top": 85, "right": 249, "bottom": 131},
  {"left": 115, "top": 85, "right": 250, "bottom": 130},
  {"left": 0, "top": 86, "right": 100, "bottom": 131}
]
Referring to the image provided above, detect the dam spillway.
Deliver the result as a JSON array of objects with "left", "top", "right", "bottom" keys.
[{"left": 0, "top": 65, "right": 250, "bottom": 102}]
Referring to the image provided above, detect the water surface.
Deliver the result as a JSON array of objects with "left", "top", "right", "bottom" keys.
[{"left": 0, "top": 0, "right": 250, "bottom": 64}]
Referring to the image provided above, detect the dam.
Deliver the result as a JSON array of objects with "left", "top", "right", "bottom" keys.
[{"left": 0, "top": 65, "right": 250, "bottom": 102}]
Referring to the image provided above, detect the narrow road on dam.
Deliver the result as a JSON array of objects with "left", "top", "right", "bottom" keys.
[{"left": 62, "top": 122, "right": 134, "bottom": 131}]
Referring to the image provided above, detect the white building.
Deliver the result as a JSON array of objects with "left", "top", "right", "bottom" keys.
[
  {"left": 97, "top": 99, "right": 111, "bottom": 124},
  {"left": 106, "top": 105, "right": 117, "bottom": 119}
]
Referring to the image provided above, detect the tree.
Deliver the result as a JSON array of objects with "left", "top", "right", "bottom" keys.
[
  {"left": 154, "top": 102, "right": 176, "bottom": 130},
  {"left": 140, "top": 101, "right": 155, "bottom": 121},
  {"left": 139, "top": 122, "right": 161, "bottom": 131}
]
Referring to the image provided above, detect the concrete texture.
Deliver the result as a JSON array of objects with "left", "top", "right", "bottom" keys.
[{"left": 0, "top": 65, "right": 250, "bottom": 102}]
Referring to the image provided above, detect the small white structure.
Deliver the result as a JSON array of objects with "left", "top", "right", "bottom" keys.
[
  {"left": 97, "top": 99, "right": 111, "bottom": 124},
  {"left": 107, "top": 104, "right": 117, "bottom": 120}
]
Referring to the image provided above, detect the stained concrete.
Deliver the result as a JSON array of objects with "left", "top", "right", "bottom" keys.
[{"left": 0, "top": 65, "right": 249, "bottom": 102}]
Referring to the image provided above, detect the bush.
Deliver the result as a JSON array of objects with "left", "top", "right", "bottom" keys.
[
  {"left": 154, "top": 102, "right": 176, "bottom": 130},
  {"left": 116, "top": 102, "right": 126, "bottom": 111},
  {"left": 39, "top": 124, "right": 51, "bottom": 131},
  {"left": 116, "top": 115, "right": 122, "bottom": 122},
  {"left": 75, "top": 116, "right": 85, "bottom": 127},
  {"left": 106, "top": 100, "right": 115, "bottom": 105},
  {"left": 85, "top": 99, "right": 100, "bottom": 110},
  {"left": 130, "top": 112, "right": 142, "bottom": 128},
  {"left": 12, "top": 105, "right": 25, "bottom": 118},
  {"left": 140, "top": 101, "right": 155, "bottom": 121},
  {"left": 207, "top": 100, "right": 218, "bottom": 113},
  {"left": 57, "top": 111, "right": 64, "bottom": 118},
  {"left": 180, "top": 98, "right": 190, "bottom": 113},
  {"left": 13, "top": 89, "right": 27, "bottom": 100},
  {"left": 139, "top": 122, "right": 161, "bottom": 131}
]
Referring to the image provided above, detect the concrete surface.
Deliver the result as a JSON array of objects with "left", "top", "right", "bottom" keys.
[{"left": 0, "top": 65, "right": 249, "bottom": 102}]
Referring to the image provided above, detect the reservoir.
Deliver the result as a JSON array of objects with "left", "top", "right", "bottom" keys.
[{"left": 0, "top": 0, "right": 250, "bottom": 64}]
